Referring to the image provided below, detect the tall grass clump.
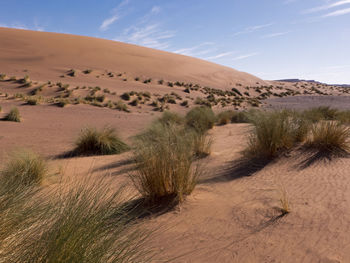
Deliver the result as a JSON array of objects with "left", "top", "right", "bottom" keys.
[
  {"left": 1, "top": 150, "right": 47, "bottom": 187},
  {"left": 157, "top": 111, "right": 184, "bottom": 126},
  {"left": 244, "top": 111, "right": 308, "bottom": 160},
  {"left": 74, "top": 127, "right": 129, "bottom": 156},
  {"left": 0, "top": 176, "right": 153, "bottom": 263},
  {"left": 0, "top": 151, "right": 45, "bottom": 245},
  {"left": 301, "top": 106, "right": 339, "bottom": 123},
  {"left": 4, "top": 107, "right": 21, "bottom": 122},
  {"left": 217, "top": 110, "right": 235, "bottom": 125},
  {"left": 185, "top": 106, "right": 216, "bottom": 134},
  {"left": 131, "top": 122, "right": 200, "bottom": 204},
  {"left": 304, "top": 121, "right": 350, "bottom": 155}
]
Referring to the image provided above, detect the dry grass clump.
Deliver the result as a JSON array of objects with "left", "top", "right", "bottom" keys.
[
  {"left": 1, "top": 150, "right": 47, "bottom": 188},
  {"left": 74, "top": 127, "right": 129, "bottom": 156},
  {"left": 131, "top": 121, "right": 201, "bottom": 204},
  {"left": 217, "top": 110, "right": 235, "bottom": 125},
  {"left": 186, "top": 106, "right": 216, "bottom": 134},
  {"left": 301, "top": 106, "right": 339, "bottom": 123},
  {"left": 244, "top": 111, "right": 308, "bottom": 160},
  {"left": 304, "top": 121, "right": 350, "bottom": 155},
  {"left": 26, "top": 96, "right": 40, "bottom": 105},
  {"left": 4, "top": 107, "right": 21, "bottom": 122},
  {"left": 0, "top": 171, "right": 152, "bottom": 262}
]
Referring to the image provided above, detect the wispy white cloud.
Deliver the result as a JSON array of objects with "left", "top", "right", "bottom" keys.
[
  {"left": 0, "top": 22, "right": 45, "bottom": 31},
  {"left": 261, "top": 31, "right": 289, "bottom": 38},
  {"left": 115, "top": 24, "right": 175, "bottom": 49},
  {"left": 303, "top": 0, "right": 350, "bottom": 14},
  {"left": 205, "top": 51, "right": 236, "bottom": 60},
  {"left": 100, "top": 0, "right": 130, "bottom": 31},
  {"left": 173, "top": 42, "right": 215, "bottom": 56},
  {"left": 234, "top": 23, "right": 273, "bottom": 36},
  {"left": 323, "top": 7, "right": 350, "bottom": 16},
  {"left": 233, "top": 52, "right": 259, "bottom": 61}
]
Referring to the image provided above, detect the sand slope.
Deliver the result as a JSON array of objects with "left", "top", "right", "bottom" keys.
[{"left": 0, "top": 27, "right": 264, "bottom": 90}]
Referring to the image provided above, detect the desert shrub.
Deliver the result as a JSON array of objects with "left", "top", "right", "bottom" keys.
[
  {"left": 157, "top": 111, "right": 184, "bottom": 126},
  {"left": 0, "top": 175, "right": 152, "bottom": 263},
  {"left": 121, "top": 92, "right": 131, "bottom": 101},
  {"left": 244, "top": 111, "right": 307, "bottom": 160},
  {"left": 4, "top": 107, "right": 21, "bottom": 122},
  {"left": 1, "top": 150, "right": 47, "bottom": 187},
  {"left": 0, "top": 73, "right": 6, "bottom": 80},
  {"left": 190, "top": 131, "right": 212, "bottom": 158},
  {"left": 74, "top": 127, "right": 129, "bottom": 155},
  {"left": 217, "top": 110, "right": 235, "bottom": 125},
  {"left": 114, "top": 101, "right": 129, "bottom": 112},
  {"left": 56, "top": 98, "right": 69, "bottom": 107},
  {"left": 231, "top": 111, "right": 251, "bottom": 123},
  {"left": 301, "top": 106, "right": 339, "bottom": 123},
  {"left": 131, "top": 123, "right": 200, "bottom": 204},
  {"left": 67, "top": 69, "right": 76, "bottom": 77},
  {"left": 129, "top": 99, "right": 139, "bottom": 106},
  {"left": 0, "top": 105, "right": 2, "bottom": 112},
  {"left": 26, "top": 96, "right": 40, "bottom": 105},
  {"left": 83, "top": 69, "right": 92, "bottom": 74},
  {"left": 180, "top": 100, "right": 188, "bottom": 107},
  {"left": 304, "top": 121, "right": 350, "bottom": 154},
  {"left": 185, "top": 106, "right": 216, "bottom": 134}
]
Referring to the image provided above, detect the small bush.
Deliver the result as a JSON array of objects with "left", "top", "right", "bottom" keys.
[
  {"left": 304, "top": 121, "right": 350, "bottom": 154},
  {"left": 4, "top": 107, "right": 21, "bottom": 122},
  {"left": 301, "top": 106, "right": 339, "bottom": 123},
  {"left": 217, "top": 110, "right": 235, "bottom": 125},
  {"left": 186, "top": 106, "right": 216, "bottom": 134},
  {"left": 26, "top": 96, "right": 40, "bottom": 105},
  {"left": 131, "top": 123, "right": 200, "bottom": 204},
  {"left": 244, "top": 111, "right": 307, "bottom": 160},
  {"left": 1, "top": 150, "right": 47, "bottom": 187},
  {"left": 114, "top": 101, "right": 129, "bottom": 112},
  {"left": 74, "top": 127, "right": 129, "bottom": 155},
  {"left": 190, "top": 131, "right": 212, "bottom": 158},
  {"left": 121, "top": 92, "right": 131, "bottom": 101},
  {"left": 231, "top": 111, "right": 251, "bottom": 123},
  {"left": 67, "top": 69, "right": 76, "bottom": 77},
  {"left": 56, "top": 98, "right": 69, "bottom": 108},
  {"left": 83, "top": 69, "right": 92, "bottom": 74},
  {"left": 157, "top": 111, "right": 184, "bottom": 126}
]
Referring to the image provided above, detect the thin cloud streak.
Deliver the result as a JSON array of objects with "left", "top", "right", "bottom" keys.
[
  {"left": 100, "top": 0, "right": 130, "bottom": 31},
  {"left": 261, "top": 31, "right": 289, "bottom": 38},
  {"left": 323, "top": 7, "right": 350, "bottom": 17},
  {"left": 303, "top": 0, "right": 350, "bottom": 14},
  {"left": 234, "top": 23, "right": 273, "bottom": 36},
  {"left": 233, "top": 52, "right": 259, "bottom": 61},
  {"left": 205, "top": 51, "right": 236, "bottom": 60}
]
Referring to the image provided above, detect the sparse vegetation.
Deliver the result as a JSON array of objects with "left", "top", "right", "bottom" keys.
[
  {"left": 304, "top": 121, "right": 350, "bottom": 155},
  {"left": 131, "top": 122, "right": 200, "bottom": 204},
  {"left": 244, "top": 111, "right": 307, "bottom": 160},
  {"left": 74, "top": 127, "right": 129, "bottom": 155},
  {"left": 83, "top": 69, "right": 92, "bottom": 74},
  {"left": 1, "top": 150, "right": 47, "bottom": 187},
  {"left": 4, "top": 107, "right": 21, "bottom": 122},
  {"left": 186, "top": 106, "right": 216, "bottom": 134}
]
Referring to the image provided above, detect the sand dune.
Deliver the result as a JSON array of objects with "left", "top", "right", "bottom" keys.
[
  {"left": 0, "top": 27, "right": 264, "bottom": 90},
  {"left": 1, "top": 28, "right": 350, "bottom": 263}
]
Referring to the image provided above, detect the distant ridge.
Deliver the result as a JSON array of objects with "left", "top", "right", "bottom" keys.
[{"left": 277, "top": 79, "right": 350, "bottom": 87}]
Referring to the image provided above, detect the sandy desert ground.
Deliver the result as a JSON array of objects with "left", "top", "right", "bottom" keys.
[{"left": 1, "top": 28, "right": 350, "bottom": 262}]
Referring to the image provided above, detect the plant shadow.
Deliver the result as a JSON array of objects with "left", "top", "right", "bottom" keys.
[{"left": 200, "top": 157, "right": 273, "bottom": 184}]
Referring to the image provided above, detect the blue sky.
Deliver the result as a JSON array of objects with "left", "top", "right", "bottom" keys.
[{"left": 1, "top": 0, "right": 350, "bottom": 84}]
